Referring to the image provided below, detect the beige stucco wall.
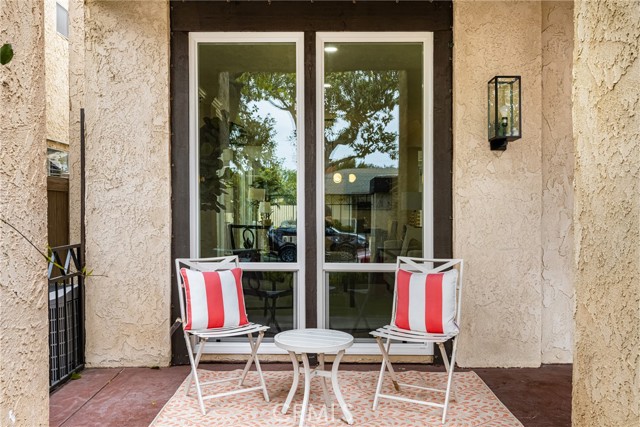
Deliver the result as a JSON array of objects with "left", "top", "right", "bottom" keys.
[
  {"left": 453, "top": 0, "right": 544, "bottom": 367},
  {"left": 454, "top": 0, "right": 575, "bottom": 367},
  {"left": 572, "top": 0, "right": 640, "bottom": 425},
  {"left": 541, "top": 0, "right": 574, "bottom": 364},
  {"left": 45, "top": 0, "right": 70, "bottom": 145},
  {"left": 83, "top": 0, "right": 171, "bottom": 367},
  {"left": 0, "top": 1, "right": 49, "bottom": 425}
]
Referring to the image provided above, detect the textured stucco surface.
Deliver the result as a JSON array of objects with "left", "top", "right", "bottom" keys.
[
  {"left": 572, "top": 0, "right": 640, "bottom": 425},
  {"left": 83, "top": 0, "right": 171, "bottom": 367},
  {"left": 0, "top": 1, "right": 49, "bottom": 425},
  {"left": 68, "top": 0, "right": 84, "bottom": 244},
  {"left": 541, "top": 1, "right": 574, "bottom": 364},
  {"left": 453, "top": 0, "right": 544, "bottom": 367},
  {"left": 45, "top": 0, "right": 70, "bottom": 145}
]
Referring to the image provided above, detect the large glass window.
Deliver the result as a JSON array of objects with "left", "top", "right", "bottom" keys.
[
  {"left": 196, "top": 42, "right": 299, "bottom": 264},
  {"left": 323, "top": 41, "right": 425, "bottom": 265}
]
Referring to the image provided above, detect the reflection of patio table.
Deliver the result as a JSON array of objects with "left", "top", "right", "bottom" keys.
[{"left": 274, "top": 329, "right": 354, "bottom": 427}]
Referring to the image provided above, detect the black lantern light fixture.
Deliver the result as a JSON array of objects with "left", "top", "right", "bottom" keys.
[{"left": 488, "top": 76, "right": 521, "bottom": 151}]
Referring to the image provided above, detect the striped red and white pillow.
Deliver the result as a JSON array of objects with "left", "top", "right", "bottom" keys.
[
  {"left": 394, "top": 268, "right": 459, "bottom": 334},
  {"left": 180, "top": 267, "right": 249, "bottom": 330}
]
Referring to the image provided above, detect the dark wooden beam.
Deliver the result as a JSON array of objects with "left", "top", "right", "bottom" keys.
[
  {"left": 170, "top": 29, "right": 191, "bottom": 365},
  {"left": 303, "top": 31, "right": 317, "bottom": 328},
  {"left": 171, "top": 1, "right": 452, "bottom": 33}
]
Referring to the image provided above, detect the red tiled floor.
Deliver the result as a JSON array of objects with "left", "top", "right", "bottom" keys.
[{"left": 50, "top": 364, "right": 571, "bottom": 427}]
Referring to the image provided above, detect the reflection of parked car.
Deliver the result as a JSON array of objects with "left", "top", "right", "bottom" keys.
[{"left": 268, "top": 221, "right": 369, "bottom": 262}]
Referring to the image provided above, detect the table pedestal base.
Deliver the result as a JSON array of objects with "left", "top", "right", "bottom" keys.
[{"left": 281, "top": 350, "right": 354, "bottom": 427}]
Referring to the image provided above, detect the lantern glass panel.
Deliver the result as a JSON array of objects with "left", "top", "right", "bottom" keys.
[
  {"left": 497, "top": 77, "right": 520, "bottom": 138},
  {"left": 488, "top": 78, "right": 497, "bottom": 140}
]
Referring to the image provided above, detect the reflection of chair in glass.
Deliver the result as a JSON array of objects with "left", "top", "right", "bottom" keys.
[
  {"left": 243, "top": 270, "right": 293, "bottom": 333},
  {"left": 383, "top": 225, "right": 423, "bottom": 262},
  {"left": 370, "top": 257, "right": 464, "bottom": 424},
  {"left": 174, "top": 256, "right": 270, "bottom": 415},
  {"left": 228, "top": 224, "right": 270, "bottom": 262}
]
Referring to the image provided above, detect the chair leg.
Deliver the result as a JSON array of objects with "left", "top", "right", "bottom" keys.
[
  {"left": 438, "top": 342, "right": 458, "bottom": 403},
  {"left": 183, "top": 332, "right": 206, "bottom": 415},
  {"left": 373, "top": 337, "right": 400, "bottom": 411},
  {"left": 441, "top": 338, "right": 458, "bottom": 424},
  {"left": 377, "top": 337, "right": 401, "bottom": 391},
  {"left": 185, "top": 336, "right": 206, "bottom": 397},
  {"left": 372, "top": 351, "right": 386, "bottom": 411},
  {"left": 239, "top": 335, "right": 255, "bottom": 386},
  {"left": 245, "top": 331, "right": 270, "bottom": 402}
]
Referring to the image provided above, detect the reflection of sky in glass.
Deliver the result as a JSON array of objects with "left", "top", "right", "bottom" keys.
[
  {"left": 328, "top": 105, "right": 400, "bottom": 169},
  {"left": 247, "top": 99, "right": 400, "bottom": 171},
  {"left": 251, "top": 100, "right": 298, "bottom": 170}
]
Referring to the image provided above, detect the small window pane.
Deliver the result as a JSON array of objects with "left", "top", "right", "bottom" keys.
[
  {"left": 48, "top": 148, "right": 69, "bottom": 177},
  {"left": 327, "top": 272, "right": 393, "bottom": 339},
  {"left": 243, "top": 271, "right": 295, "bottom": 336},
  {"left": 56, "top": 3, "right": 69, "bottom": 38}
]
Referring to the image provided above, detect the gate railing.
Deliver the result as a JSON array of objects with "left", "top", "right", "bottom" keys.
[{"left": 48, "top": 244, "right": 85, "bottom": 391}]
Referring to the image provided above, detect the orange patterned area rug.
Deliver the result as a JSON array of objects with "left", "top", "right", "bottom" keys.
[{"left": 150, "top": 370, "right": 523, "bottom": 427}]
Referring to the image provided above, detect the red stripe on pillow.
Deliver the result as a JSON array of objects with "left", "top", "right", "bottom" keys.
[
  {"left": 231, "top": 268, "right": 248, "bottom": 326},
  {"left": 425, "top": 273, "right": 444, "bottom": 333},
  {"left": 203, "top": 271, "right": 225, "bottom": 328},
  {"left": 181, "top": 268, "right": 194, "bottom": 330},
  {"left": 395, "top": 269, "right": 411, "bottom": 330}
]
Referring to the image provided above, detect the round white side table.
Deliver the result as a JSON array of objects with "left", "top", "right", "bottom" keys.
[{"left": 274, "top": 328, "right": 354, "bottom": 427}]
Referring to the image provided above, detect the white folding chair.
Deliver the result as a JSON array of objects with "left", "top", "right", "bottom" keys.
[
  {"left": 370, "top": 257, "right": 464, "bottom": 424},
  {"left": 175, "top": 256, "right": 270, "bottom": 415}
]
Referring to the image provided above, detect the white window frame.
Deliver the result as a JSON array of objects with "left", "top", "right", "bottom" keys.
[
  {"left": 316, "top": 32, "right": 434, "bottom": 355},
  {"left": 189, "top": 32, "right": 305, "bottom": 354}
]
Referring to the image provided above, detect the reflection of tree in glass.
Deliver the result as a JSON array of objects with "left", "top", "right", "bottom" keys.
[
  {"left": 239, "top": 73, "right": 297, "bottom": 126},
  {"left": 199, "top": 96, "right": 278, "bottom": 212},
  {"left": 325, "top": 71, "right": 399, "bottom": 170},
  {"left": 228, "top": 103, "right": 277, "bottom": 170},
  {"left": 239, "top": 70, "right": 400, "bottom": 171},
  {"left": 234, "top": 73, "right": 298, "bottom": 204},
  {"left": 205, "top": 67, "right": 408, "bottom": 212},
  {"left": 252, "top": 165, "right": 297, "bottom": 205},
  {"left": 199, "top": 117, "right": 227, "bottom": 212}
]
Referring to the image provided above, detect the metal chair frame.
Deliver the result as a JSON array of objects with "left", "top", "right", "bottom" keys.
[
  {"left": 370, "top": 257, "right": 464, "bottom": 424},
  {"left": 175, "top": 256, "right": 270, "bottom": 415}
]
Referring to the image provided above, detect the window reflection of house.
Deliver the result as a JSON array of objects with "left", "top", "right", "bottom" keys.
[{"left": 325, "top": 167, "right": 422, "bottom": 263}]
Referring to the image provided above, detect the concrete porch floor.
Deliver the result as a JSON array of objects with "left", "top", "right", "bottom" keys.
[{"left": 49, "top": 364, "right": 571, "bottom": 427}]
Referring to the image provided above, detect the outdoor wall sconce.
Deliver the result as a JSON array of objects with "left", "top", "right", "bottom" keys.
[{"left": 488, "top": 76, "right": 521, "bottom": 151}]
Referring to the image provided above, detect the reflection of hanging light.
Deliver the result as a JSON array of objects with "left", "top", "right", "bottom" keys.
[
  {"left": 333, "top": 173, "right": 342, "bottom": 184},
  {"left": 324, "top": 46, "right": 338, "bottom": 53},
  {"left": 348, "top": 173, "right": 357, "bottom": 183}
]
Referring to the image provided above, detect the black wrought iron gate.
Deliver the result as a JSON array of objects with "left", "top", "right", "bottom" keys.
[{"left": 48, "top": 244, "right": 85, "bottom": 390}]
